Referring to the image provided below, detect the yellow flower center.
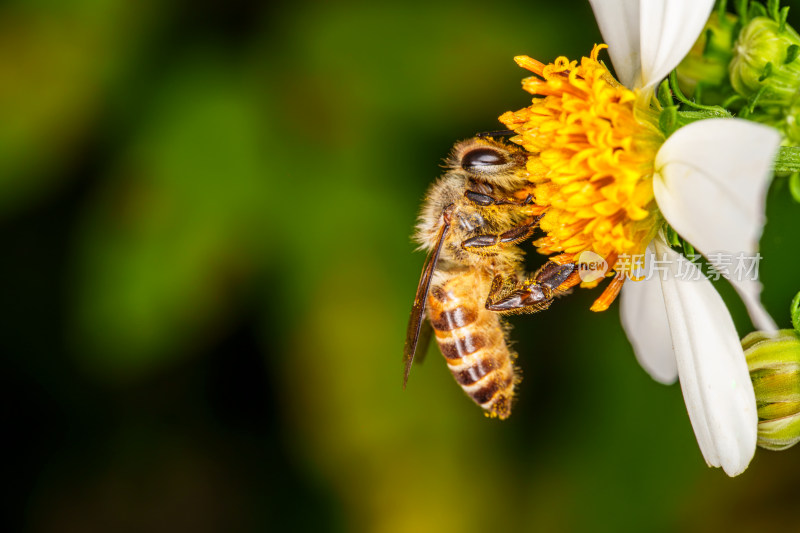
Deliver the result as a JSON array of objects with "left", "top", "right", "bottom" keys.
[{"left": 499, "top": 45, "right": 664, "bottom": 300}]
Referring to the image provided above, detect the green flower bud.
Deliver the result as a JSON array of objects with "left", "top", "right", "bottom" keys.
[
  {"left": 730, "top": 17, "right": 800, "bottom": 108},
  {"left": 677, "top": 11, "right": 738, "bottom": 99},
  {"left": 744, "top": 329, "right": 800, "bottom": 451}
]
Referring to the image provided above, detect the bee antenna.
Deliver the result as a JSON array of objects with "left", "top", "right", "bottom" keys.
[{"left": 476, "top": 129, "right": 515, "bottom": 138}]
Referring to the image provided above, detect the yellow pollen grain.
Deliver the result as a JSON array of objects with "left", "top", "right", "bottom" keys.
[{"left": 499, "top": 44, "right": 664, "bottom": 277}]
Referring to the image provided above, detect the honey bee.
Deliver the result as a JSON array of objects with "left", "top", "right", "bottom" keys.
[{"left": 403, "top": 137, "right": 578, "bottom": 419}]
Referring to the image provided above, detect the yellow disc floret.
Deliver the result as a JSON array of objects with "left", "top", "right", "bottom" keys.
[{"left": 500, "top": 45, "right": 664, "bottom": 292}]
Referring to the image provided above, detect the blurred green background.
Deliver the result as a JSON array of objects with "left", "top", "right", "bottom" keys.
[{"left": 3, "top": 0, "right": 800, "bottom": 531}]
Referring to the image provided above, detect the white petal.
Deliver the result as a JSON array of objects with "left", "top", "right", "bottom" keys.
[
  {"left": 654, "top": 118, "right": 781, "bottom": 331},
  {"left": 619, "top": 244, "right": 678, "bottom": 384},
  {"left": 738, "top": 285, "right": 777, "bottom": 332},
  {"left": 588, "top": 0, "right": 641, "bottom": 88},
  {"left": 653, "top": 235, "right": 757, "bottom": 477},
  {"left": 639, "top": 0, "right": 715, "bottom": 91},
  {"left": 590, "top": 0, "right": 715, "bottom": 90}
]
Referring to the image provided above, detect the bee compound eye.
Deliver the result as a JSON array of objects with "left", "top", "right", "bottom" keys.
[{"left": 461, "top": 148, "right": 506, "bottom": 170}]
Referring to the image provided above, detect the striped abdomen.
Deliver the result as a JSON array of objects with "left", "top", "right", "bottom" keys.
[{"left": 428, "top": 268, "right": 517, "bottom": 419}]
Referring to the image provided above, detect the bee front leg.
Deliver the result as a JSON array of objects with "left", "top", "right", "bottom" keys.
[
  {"left": 460, "top": 214, "right": 544, "bottom": 256},
  {"left": 465, "top": 190, "right": 534, "bottom": 207},
  {"left": 485, "top": 261, "right": 578, "bottom": 314}
]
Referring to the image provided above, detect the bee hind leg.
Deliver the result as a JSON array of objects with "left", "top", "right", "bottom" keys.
[
  {"left": 485, "top": 261, "right": 577, "bottom": 314},
  {"left": 485, "top": 274, "right": 554, "bottom": 314}
]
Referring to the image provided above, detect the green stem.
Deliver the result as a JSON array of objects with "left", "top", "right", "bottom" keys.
[
  {"left": 677, "top": 110, "right": 732, "bottom": 121},
  {"left": 669, "top": 71, "right": 729, "bottom": 112},
  {"left": 792, "top": 290, "right": 800, "bottom": 333},
  {"left": 774, "top": 146, "right": 800, "bottom": 172},
  {"left": 722, "top": 94, "right": 747, "bottom": 108}
]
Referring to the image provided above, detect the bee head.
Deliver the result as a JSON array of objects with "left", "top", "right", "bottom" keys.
[{"left": 448, "top": 138, "right": 528, "bottom": 188}]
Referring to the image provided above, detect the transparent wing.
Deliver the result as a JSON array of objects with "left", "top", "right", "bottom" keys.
[{"left": 403, "top": 218, "right": 449, "bottom": 388}]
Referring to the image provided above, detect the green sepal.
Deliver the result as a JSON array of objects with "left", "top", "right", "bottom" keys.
[
  {"left": 735, "top": 0, "right": 750, "bottom": 23},
  {"left": 743, "top": 329, "right": 800, "bottom": 362},
  {"left": 779, "top": 6, "right": 790, "bottom": 33},
  {"left": 758, "top": 61, "right": 774, "bottom": 81},
  {"left": 681, "top": 240, "right": 696, "bottom": 261},
  {"left": 744, "top": 328, "right": 800, "bottom": 451},
  {"left": 758, "top": 414, "right": 800, "bottom": 450},
  {"left": 657, "top": 79, "right": 673, "bottom": 108},
  {"left": 785, "top": 44, "right": 800, "bottom": 64},
  {"left": 658, "top": 106, "right": 679, "bottom": 137},
  {"left": 749, "top": 2, "right": 768, "bottom": 19},
  {"left": 665, "top": 226, "right": 681, "bottom": 247}
]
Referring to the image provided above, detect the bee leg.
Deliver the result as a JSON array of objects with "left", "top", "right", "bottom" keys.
[
  {"left": 465, "top": 190, "right": 535, "bottom": 207},
  {"left": 485, "top": 262, "right": 577, "bottom": 314},
  {"left": 460, "top": 214, "right": 544, "bottom": 256},
  {"left": 487, "top": 272, "right": 519, "bottom": 300},
  {"left": 475, "top": 129, "right": 515, "bottom": 138},
  {"left": 493, "top": 193, "right": 536, "bottom": 207},
  {"left": 533, "top": 261, "right": 578, "bottom": 291},
  {"left": 485, "top": 274, "right": 554, "bottom": 314}
]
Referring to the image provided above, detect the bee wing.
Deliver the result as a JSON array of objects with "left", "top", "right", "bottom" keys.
[
  {"left": 413, "top": 319, "right": 433, "bottom": 366},
  {"left": 403, "top": 219, "right": 450, "bottom": 388}
]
